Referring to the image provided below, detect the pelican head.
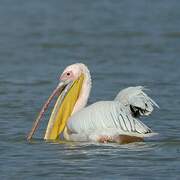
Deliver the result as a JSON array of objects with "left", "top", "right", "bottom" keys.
[
  {"left": 27, "top": 63, "right": 91, "bottom": 141},
  {"left": 60, "top": 64, "right": 83, "bottom": 82}
]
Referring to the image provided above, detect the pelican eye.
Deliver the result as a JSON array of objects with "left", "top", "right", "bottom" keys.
[{"left": 67, "top": 72, "right": 70, "bottom": 76}]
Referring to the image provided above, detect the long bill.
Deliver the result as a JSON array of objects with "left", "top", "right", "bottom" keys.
[
  {"left": 27, "top": 74, "right": 84, "bottom": 141},
  {"left": 27, "top": 81, "right": 67, "bottom": 141}
]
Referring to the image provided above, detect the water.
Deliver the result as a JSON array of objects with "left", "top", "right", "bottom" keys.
[{"left": 0, "top": 0, "right": 180, "bottom": 179}]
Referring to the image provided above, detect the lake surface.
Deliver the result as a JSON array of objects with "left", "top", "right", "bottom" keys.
[{"left": 0, "top": 0, "right": 180, "bottom": 179}]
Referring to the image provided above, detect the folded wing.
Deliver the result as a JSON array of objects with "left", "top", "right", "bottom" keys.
[
  {"left": 67, "top": 101, "right": 157, "bottom": 141},
  {"left": 115, "top": 86, "right": 159, "bottom": 117}
]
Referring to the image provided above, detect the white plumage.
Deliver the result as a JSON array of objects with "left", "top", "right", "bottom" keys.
[
  {"left": 115, "top": 86, "right": 159, "bottom": 117},
  {"left": 67, "top": 86, "right": 158, "bottom": 142},
  {"left": 33, "top": 63, "right": 159, "bottom": 143}
]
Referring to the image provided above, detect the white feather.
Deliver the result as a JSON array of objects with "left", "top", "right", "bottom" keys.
[
  {"left": 115, "top": 86, "right": 159, "bottom": 116},
  {"left": 59, "top": 64, "right": 159, "bottom": 143}
]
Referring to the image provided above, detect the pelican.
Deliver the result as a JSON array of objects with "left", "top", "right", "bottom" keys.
[{"left": 27, "top": 63, "right": 159, "bottom": 144}]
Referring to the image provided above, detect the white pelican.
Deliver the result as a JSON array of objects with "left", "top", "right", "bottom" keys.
[{"left": 27, "top": 63, "right": 159, "bottom": 144}]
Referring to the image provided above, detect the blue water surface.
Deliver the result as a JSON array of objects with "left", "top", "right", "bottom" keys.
[{"left": 0, "top": 0, "right": 180, "bottom": 179}]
